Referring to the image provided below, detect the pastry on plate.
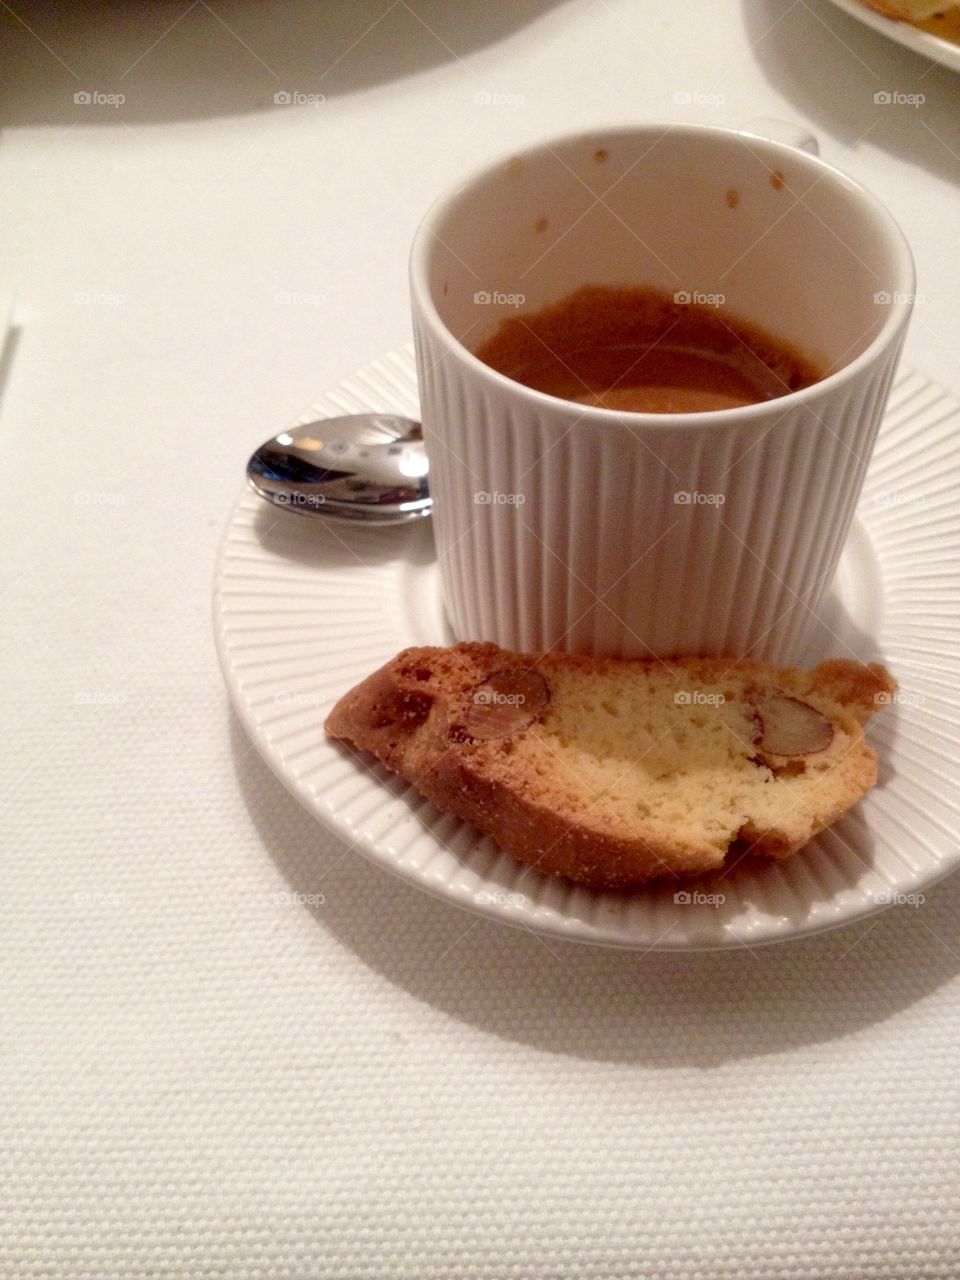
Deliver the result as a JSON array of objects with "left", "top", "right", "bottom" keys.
[{"left": 326, "top": 642, "right": 895, "bottom": 891}]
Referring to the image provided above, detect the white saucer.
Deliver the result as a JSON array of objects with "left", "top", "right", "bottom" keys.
[{"left": 214, "top": 346, "right": 960, "bottom": 950}]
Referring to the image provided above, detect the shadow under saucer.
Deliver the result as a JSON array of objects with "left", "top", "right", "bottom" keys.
[{"left": 230, "top": 711, "right": 960, "bottom": 1069}]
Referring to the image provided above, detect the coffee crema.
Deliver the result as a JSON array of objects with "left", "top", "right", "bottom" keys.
[{"left": 473, "top": 285, "right": 824, "bottom": 414}]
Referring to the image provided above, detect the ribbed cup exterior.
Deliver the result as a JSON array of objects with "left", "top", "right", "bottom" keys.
[{"left": 414, "top": 321, "right": 907, "bottom": 662}]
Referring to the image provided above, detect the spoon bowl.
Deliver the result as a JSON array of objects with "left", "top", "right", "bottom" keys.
[{"left": 247, "top": 414, "right": 431, "bottom": 525}]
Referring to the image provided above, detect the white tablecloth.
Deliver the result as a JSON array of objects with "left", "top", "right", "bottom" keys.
[{"left": 3, "top": 3, "right": 959, "bottom": 1277}]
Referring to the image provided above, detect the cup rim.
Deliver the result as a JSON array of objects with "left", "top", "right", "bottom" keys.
[{"left": 409, "top": 122, "right": 916, "bottom": 432}]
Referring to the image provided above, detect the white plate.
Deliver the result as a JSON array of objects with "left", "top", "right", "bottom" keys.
[
  {"left": 825, "top": 0, "right": 960, "bottom": 73},
  {"left": 214, "top": 346, "right": 960, "bottom": 950}
]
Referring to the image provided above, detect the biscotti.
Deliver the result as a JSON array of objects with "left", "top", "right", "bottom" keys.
[{"left": 325, "top": 643, "right": 895, "bottom": 890}]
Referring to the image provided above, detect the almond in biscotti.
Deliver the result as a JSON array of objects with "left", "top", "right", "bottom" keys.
[
  {"left": 463, "top": 669, "right": 550, "bottom": 741},
  {"left": 751, "top": 693, "right": 835, "bottom": 760},
  {"left": 325, "top": 642, "right": 896, "bottom": 891}
]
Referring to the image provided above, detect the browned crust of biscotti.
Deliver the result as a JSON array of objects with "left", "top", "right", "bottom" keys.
[
  {"left": 806, "top": 659, "right": 896, "bottom": 724},
  {"left": 412, "top": 743, "right": 714, "bottom": 888},
  {"left": 325, "top": 643, "right": 894, "bottom": 890},
  {"left": 324, "top": 662, "right": 437, "bottom": 769}
]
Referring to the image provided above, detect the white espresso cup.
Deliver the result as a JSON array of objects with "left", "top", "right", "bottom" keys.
[{"left": 410, "top": 124, "right": 914, "bottom": 661}]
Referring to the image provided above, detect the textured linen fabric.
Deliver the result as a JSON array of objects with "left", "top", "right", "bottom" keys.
[{"left": 3, "top": 0, "right": 960, "bottom": 1276}]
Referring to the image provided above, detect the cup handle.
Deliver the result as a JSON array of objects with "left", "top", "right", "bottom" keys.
[{"left": 738, "top": 116, "right": 820, "bottom": 156}]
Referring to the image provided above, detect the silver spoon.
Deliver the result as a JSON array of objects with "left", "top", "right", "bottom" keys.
[{"left": 247, "top": 414, "right": 430, "bottom": 525}]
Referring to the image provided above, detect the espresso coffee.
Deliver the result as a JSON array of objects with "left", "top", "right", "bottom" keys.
[{"left": 473, "top": 285, "right": 823, "bottom": 413}]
